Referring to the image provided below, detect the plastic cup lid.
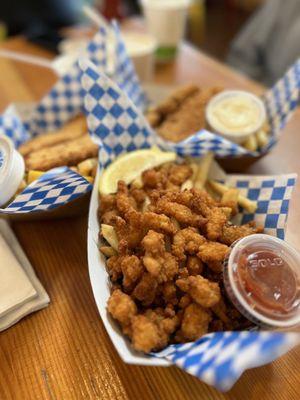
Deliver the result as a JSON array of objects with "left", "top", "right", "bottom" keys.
[
  {"left": 0, "top": 135, "right": 25, "bottom": 207},
  {"left": 226, "top": 234, "right": 300, "bottom": 328}
]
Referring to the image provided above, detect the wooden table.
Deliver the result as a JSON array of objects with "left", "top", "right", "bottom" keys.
[{"left": 0, "top": 36, "right": 300, "bottom": 400}]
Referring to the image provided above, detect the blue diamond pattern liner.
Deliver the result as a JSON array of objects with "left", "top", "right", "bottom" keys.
[
  {"left": 0, "top": 167, "right": 92, "bottom": 214},
  {"left": 0, "top": 21, "right": 147, "bottom": 215},
  {"left": 25, "top": 26, "right": 108, "bottom": 137},
  {"left": 153, "top": 332, "right": 300, "bottom": 391},
  {"left": 0, "top": 110, "right": 30, "bottom": 148},
  {"left": 81, "top": 60, "right": 299, "bottom": 390},
  {"left": 81, "top": 57, "right": 300, "bottom": 159},
  {"left": 112, "top": 21, "right": 147, "bottom": 112}
]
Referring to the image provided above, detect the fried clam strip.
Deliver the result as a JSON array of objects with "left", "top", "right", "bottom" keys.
[
  {"left": 154, "top": 198, "right": 207, "bottom": 228},
  {"left": 115, "top": 209, "right": 178, "bottom": 249},
  {"left": 142, "top": 230, "right": 179, "bottom": 284},
  {"left": 172, "top": 227, "right": 206, "bottom": 261},
  {"left": 176, "top": 275, "right": 221, "bottom": 308},
  {"left": 220, "top": 222, "right": 263, "bottom": 246},
  {"left": 142, "top": 163, "right": 193, "bottom": 191},
  {"left": 197, "top": 241, "right": 229, "bottom": 272}
]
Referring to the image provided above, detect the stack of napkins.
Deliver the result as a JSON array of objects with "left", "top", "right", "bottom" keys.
[{"left": 0, "top": 220, "right": 49, "bottom": 331}]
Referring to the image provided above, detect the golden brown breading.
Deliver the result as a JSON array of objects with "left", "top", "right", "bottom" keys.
[
  {"left": 103, "top": 161, "right": 258, "bottom": 353},
  {"left": 120, "top": 255, "right": 144, "bottom": 292},
  {"left": 25, "top": 135, "right": 98, "bottom": 171},
  {"left": 19, "top": 115, "right": 87, "bottom": 156},
  {"left": 197, "top": 241, "right": 229, "bottom": 272},
  {"left": 157, "top": 88, "right": 222, "bottom": 142},
  {"left": 142, "top": 231, "right": 179, "bottom": 283},
  {"left": 107, "top": 289, "right": 137, "bottom": 327},
  {"left": 131, "top": 310, "right": 179, "bottom": 353},
  {"left": 176, "top": 303, "right": 211, "bottom": 342},
  {"left": 205, "top": 207, "right": 229, "bottom": 241},
  {"left": 132, "top": 273, "right": 158, "bottom": 306},
  {"left": 168, "top": 164, "right": 193, "bottom": 186},
  {"left": 106, "top": 255, "right": 122, "bottom": 282},
  {"left": 172, "top": 227, "right": 206, "bottom": 260},
  {"left": 220, "top": 222, "right": 263, "bottom": 246},
  {"left": 176, "top": 275, "right": 221, "bottom": 308},
  {"left": 186, "top": 256, "right": 204, "bottom": 276},
  {"left": 116, "top": 181, "right": 137, "bottom": 215},
  {"left": 155, "top": 198, "right": 207, "bottom": 228}
]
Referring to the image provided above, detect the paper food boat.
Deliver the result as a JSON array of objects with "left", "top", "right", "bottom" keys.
[{"left": 81, "top": 61, "right": 300, "bottom": 391}]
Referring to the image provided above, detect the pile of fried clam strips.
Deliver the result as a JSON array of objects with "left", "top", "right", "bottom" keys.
[{"left": 98, "top": 150, "right": 262, "bottom": 353}]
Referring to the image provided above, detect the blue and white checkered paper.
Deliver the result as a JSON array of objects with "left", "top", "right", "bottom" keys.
[
  {"left": 81, "top": 60, "right": 299, "bottom": 390},
  {"left": 0, "top": 167, "right": 92, "bottom": 214},
  {"left": 153, "top": 332, "right": 300, "bottom": 391},
  {"left": 0, "top": 23, "right": 147, "bottom": 216},
  {"left": 82, "top": 57, "right": 300, "bottom": 159}
]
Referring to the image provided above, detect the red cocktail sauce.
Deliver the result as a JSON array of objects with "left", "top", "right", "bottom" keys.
[{"left": 224, "top": 235, "right": 300, "bottom": 327}]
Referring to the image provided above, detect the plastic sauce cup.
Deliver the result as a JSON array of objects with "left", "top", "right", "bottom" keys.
[
  {"left": 206, "top": 90, "right": 266, "bottom": 144},
  {"left": 0, "top": 135, "right": 25, "bottom": 207},
  {"left": 223, "top": 234, "right": 300, "bottom": 329}
]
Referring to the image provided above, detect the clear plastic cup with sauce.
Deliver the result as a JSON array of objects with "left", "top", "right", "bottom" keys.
[
  {"left": 223, "top": 234, "right": 300, "bottom": 329},
  {"left": 0, "top": 135, "right": 25, "bottom": 207}
]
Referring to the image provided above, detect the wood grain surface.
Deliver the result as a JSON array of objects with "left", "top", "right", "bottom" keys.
[{"left": 0, "top": 35, "right": 300, "bottom": 400}]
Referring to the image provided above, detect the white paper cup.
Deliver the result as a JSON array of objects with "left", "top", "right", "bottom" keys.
[
  {"left": 59, "top": 32, "right": 157, "bottom": 82},
  {"left": 140, "top": 0, "right": 191, "bottom": 61},
  {"left": 121, "top": 32, "right": 157, "bottom": 81},
  {"left": 0, "top": 135, "right": 25, "bottom": 207}
]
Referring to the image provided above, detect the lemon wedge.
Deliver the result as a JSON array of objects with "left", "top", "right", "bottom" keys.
[{"left": 99, "top": 148, "right": 176, "bottom": 194}]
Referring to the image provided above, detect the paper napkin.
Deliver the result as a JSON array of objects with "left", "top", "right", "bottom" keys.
[{"left": 0, "top": 220, "right": 49, "bottom": 331}]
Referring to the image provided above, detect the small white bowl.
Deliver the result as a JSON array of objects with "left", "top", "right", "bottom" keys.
[
  {"left": 206, "top": 90, "right": 266, "bottom": 144},
  {"left": 0, "top": 135, "right": 25, "bottom": 207}
]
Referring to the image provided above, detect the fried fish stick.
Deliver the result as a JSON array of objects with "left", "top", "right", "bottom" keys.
[
  {"left": 208, "top": 180, "right": 257, "bottom": 213},
  {"left": 25, "top": 135, "right": 98, "bottom": 171},
  {"left": 19, "top": 115, "right": 87, "bottom": 156}
]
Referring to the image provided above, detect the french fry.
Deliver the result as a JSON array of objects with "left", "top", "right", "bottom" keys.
[
  {"left": 181, "top": 179, "right": 193, "bottom": 190},
  {"left": 101, "top": 224, "right": 119, "bottom": 250},
  {"left": 193, "top": 152, "right": 214, "bottom": 189},
  {"left": 27, "top": 170, "right": 44, "bottom": 184},
  {"left": 77, "top": 158, "right": 97, "bottom": 177},
  {"left": 221, "top": 188, "right": 239, "bottom": 214},
  {"left": 100, "top": 246, "right": 117, "bottom": 257},
  {"left": 243, "top": 135, "right": 258, "bottom": 152},
  {"left": 208, "top": 180, "right": 257, "bottom": 213},
  {"left": 256, "top": 129, "right": 269, "bottom": 148}
]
